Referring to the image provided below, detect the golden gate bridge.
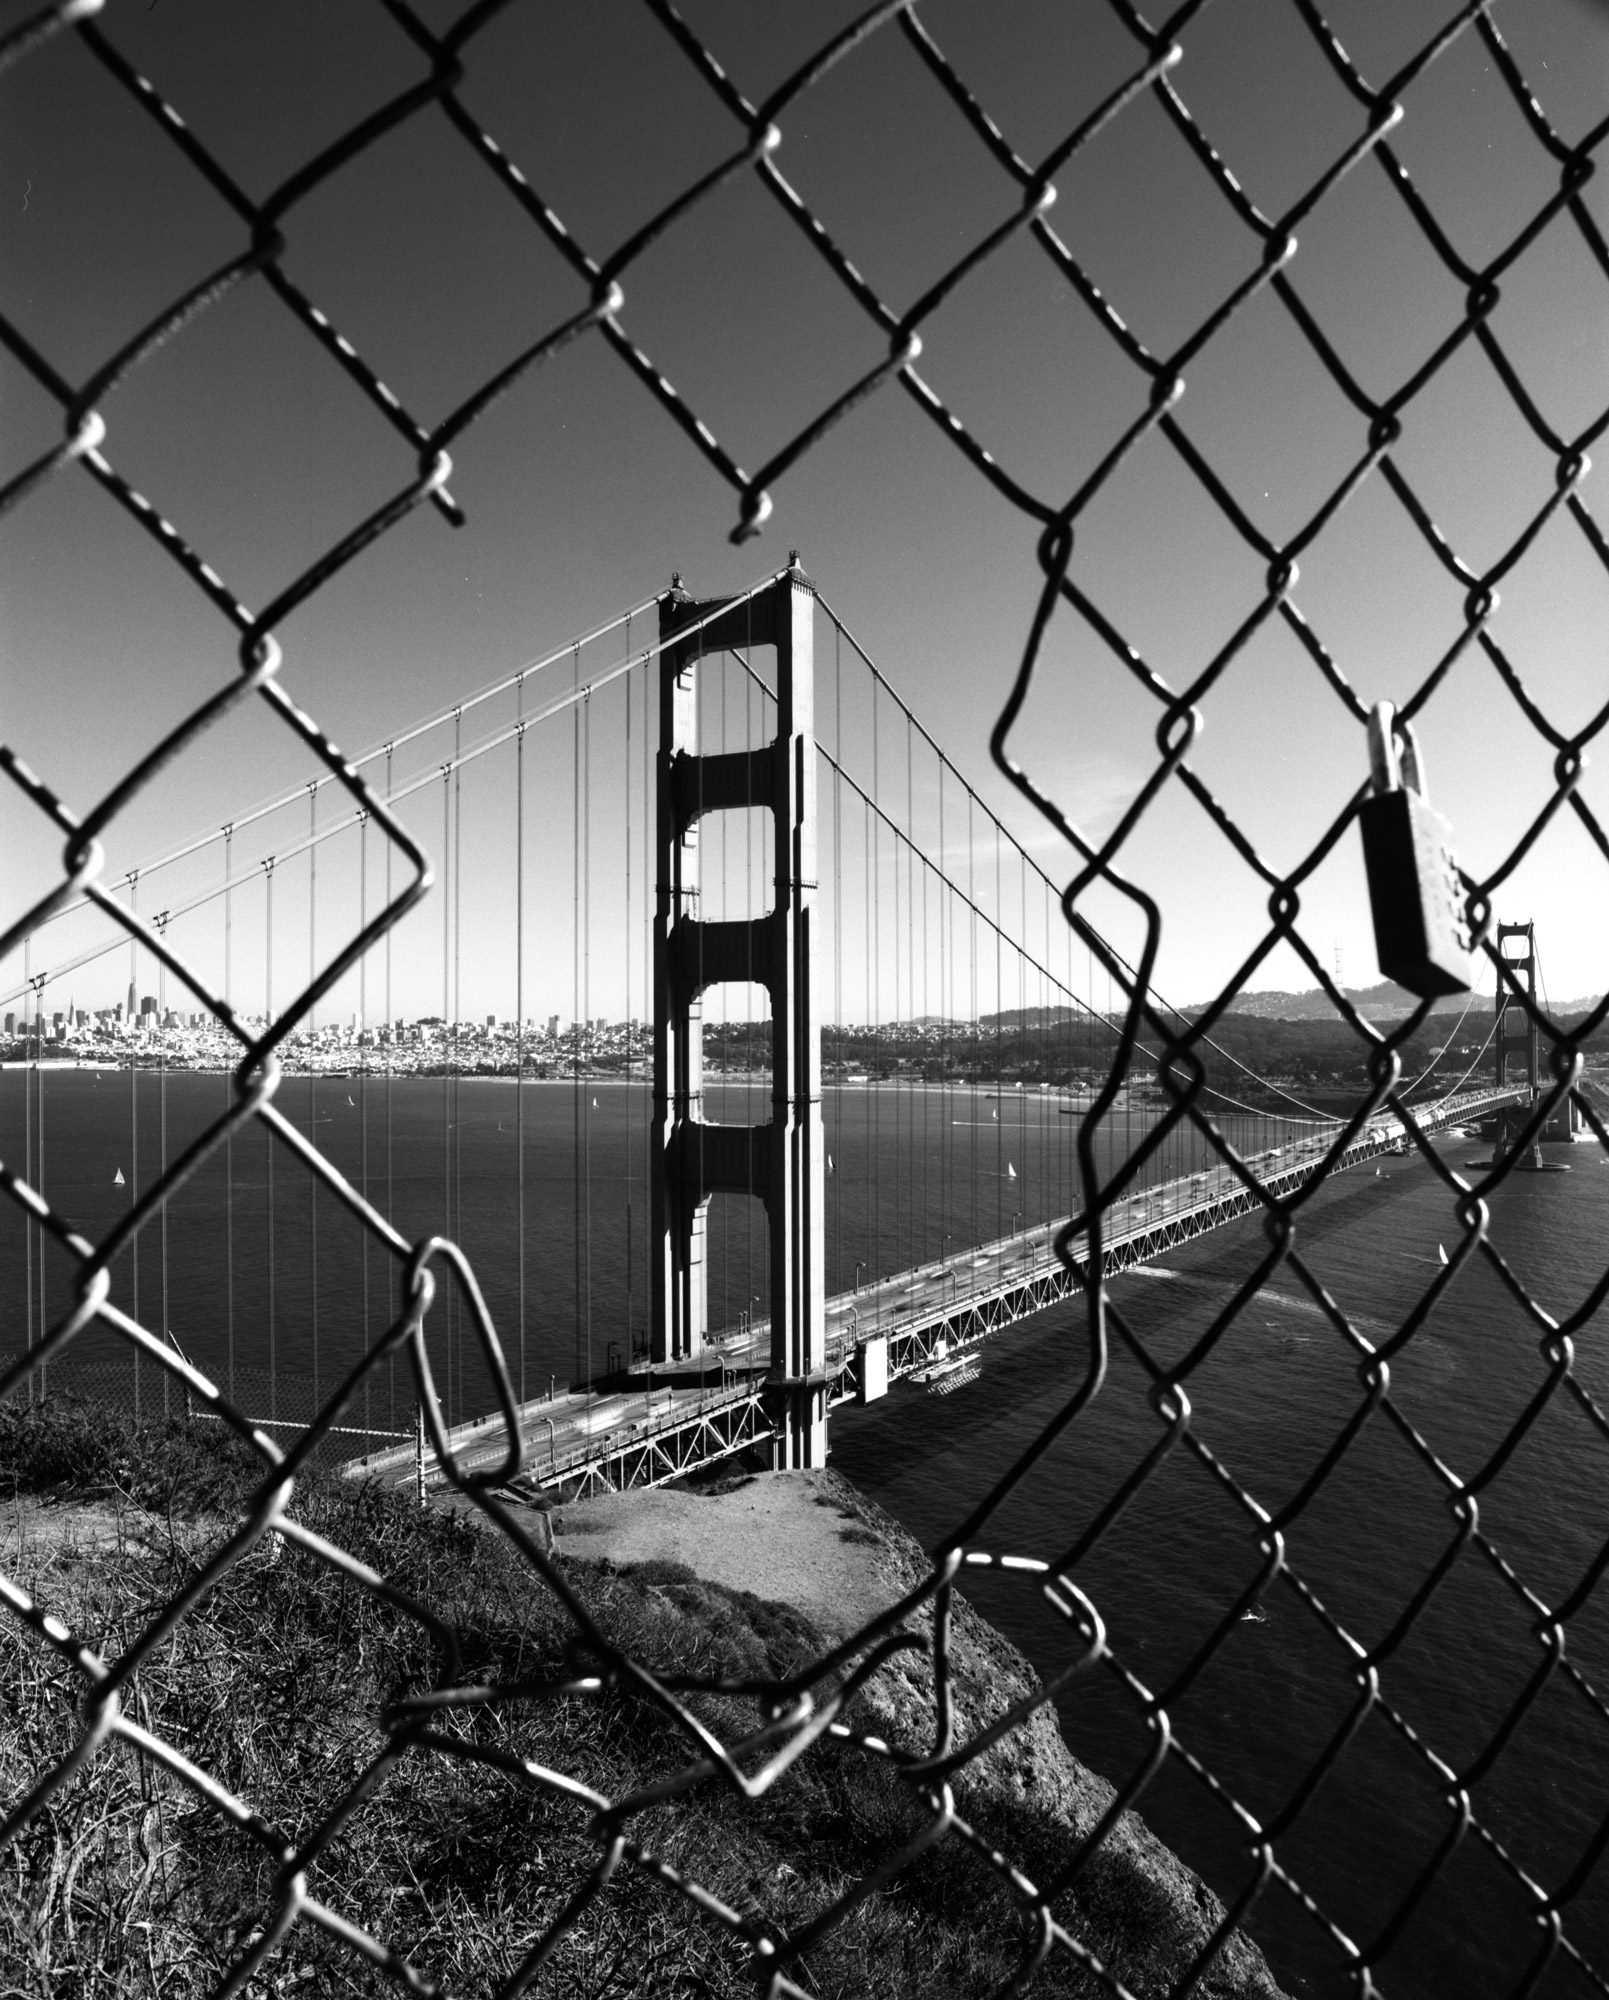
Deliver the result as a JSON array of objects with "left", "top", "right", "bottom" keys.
[{"left": 2, "top": 564, "right": 1550, "bottom": 1500}]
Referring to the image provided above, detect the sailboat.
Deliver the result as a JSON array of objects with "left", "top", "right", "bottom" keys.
[
  {"left": 113, "top": 1167, "right": 125, "bottom": 1186},
  {"left": 1006, "top": 1162, "right": 1017, "bottom": 1180},
  {"left": 1437, "top": 1244, "right": 1449, "bottom": 1266},
  {"left": 827, "top": 1153, "right": 834, "bottom": 1172},
  {"left": 346, "top": 1094, "right": 355, "bottom": 1107}
]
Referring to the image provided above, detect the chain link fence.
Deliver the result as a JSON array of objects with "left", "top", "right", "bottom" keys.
[{"left": 3, "top": 1, "right": 1608, "bottom": 1993}]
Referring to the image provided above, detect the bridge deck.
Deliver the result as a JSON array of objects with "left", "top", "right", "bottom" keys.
[{"left": 347, "top": 1087, "right": 1519, "bottom": 1499}]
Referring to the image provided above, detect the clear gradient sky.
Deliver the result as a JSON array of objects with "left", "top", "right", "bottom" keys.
[{"left": 3, "top": 0, "right": 1606, "bottom": 1022}]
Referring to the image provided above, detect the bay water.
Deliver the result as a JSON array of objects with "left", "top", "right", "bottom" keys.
[{"left": 4, "top": 1066, "right": 1608, "bottom": 1994}]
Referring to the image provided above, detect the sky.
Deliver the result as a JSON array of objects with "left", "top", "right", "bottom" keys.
[{"left": 2, "top": 0, "right": 1607, "bottom": 1026}]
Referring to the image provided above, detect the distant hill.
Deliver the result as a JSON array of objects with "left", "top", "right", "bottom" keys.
[
  {"left": 1215, "top": 980, "right": 1601, "bottom": 1023},
  {"left": 1216, "top": 981, "right": 1469, "bottom": 1021},
  {"left": 964, "top": 986, "right": 1604, "bottom": 1032}
]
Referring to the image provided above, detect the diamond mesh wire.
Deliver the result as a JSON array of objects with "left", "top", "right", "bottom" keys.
[{"left": 3, "top": 1, "right": 1608, "bottom": 1994}]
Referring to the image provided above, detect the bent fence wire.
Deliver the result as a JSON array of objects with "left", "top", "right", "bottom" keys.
[{"left": 2, "top": 2, "right": 1608, "bottom": 1995}]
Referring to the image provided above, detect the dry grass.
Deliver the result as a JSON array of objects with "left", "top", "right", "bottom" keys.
[{"left": 0, "top": 1400, "right": 1125, "bottom": 1999}]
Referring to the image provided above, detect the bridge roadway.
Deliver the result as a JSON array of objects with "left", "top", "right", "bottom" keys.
[{"left": 348, "top": 1086, "right": 1521, "bottom": 1501}]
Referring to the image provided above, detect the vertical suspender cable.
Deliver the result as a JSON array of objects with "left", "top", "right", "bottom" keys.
[
  {"left": 939, "top": 755, "right": 948, "bottom": 1271},
  {"left": 864, "top": 788, "right": 873, "bottom": 1313},
  {"left": 39, "top": 984, "right": 48, "bottom": 1398},
  {"left": 385, "top": 745, "right": 396, "bottom": 1436},
  {"left": 743, "top": 634, "right": 754, "bottom": 1336},
  {"left": 264, "top": 857, "right": 276, "bottom": 1422},
  {"left": 224, "top": 827, "right": 235, "bottom": 1404},
  {"left": 890, "top": 688, "right": 900, "bottom": 1278},
  {"left": 1048, "top": 874, "right": 1058, "bottom": 1220},
  {"left": 995, "top": 817, "right": 1003, "bottom": 1237},
  {"left": 747, "top": 605, "right": 759, "bottom": 1340},
  {"left": 32, "top": 974, "right": 46, "bottom": 1395},
  {"left": 893, "top": 709, "right": 903, "bottom": 1275},
  {"left": 735, "top": 637, "right": 746, "bottom": 1334},
  {"left": 686, "top": 632, "right": 700, "bottom": 1346},
  {"left": 583, "top": 685, "right": 593, "bottom": 1386},
  {"left": 453, "top": 709, "right": 465, "bottom": 1420},
  {"left": 967, "top": 798, "right": 976, "bottom": 1268},
  {"left": 573, "top": 679, "right": 584, "bottom": 1394},
  {"left": 1124, "top": 947, "right": 1132, "bottom": 1183},
  {"left": 720, "top": 640, "right": 733, "bottom": 1331},
  {"left": 516, "top": 677, "right": 527, "bottom": 1407},
  {"left": 871, "top": 680, "right": 880, "bottom": 1302},
  {"left": 909, "top": 716, "right": 920, "bottom": 1268},
  {"left": 918, "top": 756, "right": 927, "bottom": 1270},
  {"left": 308, "top": 782, "right": 318, "bottom": 1417},
  {"left": 441, "top": 762, "right": 452, "bottom": 1427},
  {"left": 1092, "top": 940, "right": 1098, "bottom": 1199},
  {"left": 623, "top": 657, "right": 633, "bottom": 1358},
  {"left": 22, "top": 939, "right": 32, "bottom": 1404},
  {"left": 359, "top": 808, "right": 369, "bottom": 1440},
  {"left": 1020, "top": 847, "right": 1028, "bottom": 1230},
  {"left": 834, "top": 622, "right": 843, "bottom": 1302},
  {"left": 1059, "top": 906, "right": 1067, "bottom": 1217},
  {"left": 129, "top": 875, "right": 140, "bottom": 1416},
  {"left": 642, "top": 650, "right": 651, "bottom": 1365},
  {"left": 157, "top": 917, "right": 169, "bottom": 1418}
]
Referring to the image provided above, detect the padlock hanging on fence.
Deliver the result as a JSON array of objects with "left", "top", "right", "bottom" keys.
[{"left": 1359, "top": 701, "right": 1476, "bottom": 999}]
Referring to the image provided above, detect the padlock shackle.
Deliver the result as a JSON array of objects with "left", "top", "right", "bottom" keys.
[
  {"left": 1399, "top": 723, "right": 1427, "bottom": 800},
  {"left": 1367, "top": 702, "right": 1429, "bottom": 802},
  {"left": 1367, "top": 703, "right": 1400, "bottom": 793}
]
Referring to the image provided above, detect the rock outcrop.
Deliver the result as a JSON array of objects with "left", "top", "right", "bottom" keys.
[{"left": 552, "top": 1466, "right": 1286, "bottom": 1998}]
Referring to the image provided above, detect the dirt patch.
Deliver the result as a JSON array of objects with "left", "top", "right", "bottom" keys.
[{"left": 550, "top": 1469, "right": 905, "bottom": 1643}]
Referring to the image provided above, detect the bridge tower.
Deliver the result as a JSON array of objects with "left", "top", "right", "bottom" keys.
[
  {"left": 1491, "top": 918, "right": 1578, "bottom": 1151},
  {"left": 1493, "top": 921, "right": 1541, "bottom": 1161},
  {"left": 651, "top": 563, "right": 827, "bottom": 1469},
  {"left": 1494, "top": 917, "right": 1581, "bottom": 1145},
  {"left": 1495, "top": 921, "right": 1538, "bottom": 1100}
]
